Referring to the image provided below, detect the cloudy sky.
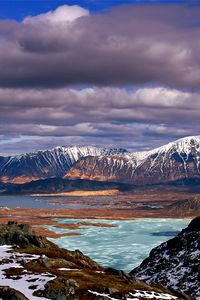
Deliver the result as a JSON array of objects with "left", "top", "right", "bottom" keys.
[{"left": 0, "top": 0, "right": 199, "bottom": 156}]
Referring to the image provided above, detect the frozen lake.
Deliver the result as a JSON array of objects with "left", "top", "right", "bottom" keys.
[{"left": 47, "top": 218, "right": 190, "bottom": 271}]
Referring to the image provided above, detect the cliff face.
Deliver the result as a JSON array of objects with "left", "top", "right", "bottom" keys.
[
  {"left": 131, "top": 216, "right": 200, "bottom": 299},
  {"left": 0, "top": 221, "right": 101, "bottom": 270}
]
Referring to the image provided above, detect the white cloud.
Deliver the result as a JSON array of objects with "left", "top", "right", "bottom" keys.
[
  {"left": 134, "top": 87, "right": 190, "bottom": 107},
  {"left": 23, "top": 5, "right": 89, "bottom": 25}
]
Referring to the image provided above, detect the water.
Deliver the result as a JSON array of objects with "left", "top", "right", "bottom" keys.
[
  {"left": 0, "top": 196, "right": 190, "bottom": 271},
  {"left": 47, "top": 218, "right": 190, "bottom": 271},
  {"left": 0, "top": 195, "right": 68, "bottom": 208},
  {"left": 0, "top": 195, "right": 112, "bottom": 208}
]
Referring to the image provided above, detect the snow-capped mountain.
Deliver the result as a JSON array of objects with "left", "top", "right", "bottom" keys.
[
  {"left": 0, "top": 146, "right": 128, "bottom": 183},
  {"left": 65, "top": 136, "right": 200, "bottom": 185},
  {"left": 131, "top": 216, "right": 200, "bottom": 299},
  {"left": 1, "top": 136, "right": 200, "bottom": 185},
  {"left": 64, "top": 155, "right": 138, "bottom": 183}
]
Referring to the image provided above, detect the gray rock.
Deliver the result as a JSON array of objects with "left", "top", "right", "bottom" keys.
[
  {"left": 34, "top": 277, "right": 80, "bottom": 300},
  {"left": 105, "top": 267, "right": 136, "bottom": 284},
  {"left": 108, "top": 287, "right": 119, "bottom": 294},
  {"left": 0, "top": 286, "right": 29, "bottom": 300},
  {"left": 0, "top": 221, "right": 48, "bottom": 248},
  {"left": 65, "top": 279, "right": 79, "bottom": 296}
]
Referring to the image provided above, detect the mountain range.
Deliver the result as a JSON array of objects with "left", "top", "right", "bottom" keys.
[
  {"left": 1, "top": 136, "right": 200, "bottom": 189},
  {"left": 0, "top": 146, "right": 127, "bottom": 184}
]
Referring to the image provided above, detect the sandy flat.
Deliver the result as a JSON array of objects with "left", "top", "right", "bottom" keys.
[{"left": 31, "top": 189, "right": 119, "bottom": 197}]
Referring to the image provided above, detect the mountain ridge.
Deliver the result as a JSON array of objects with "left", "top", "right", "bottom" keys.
[
  {"left": 1, "top": 135, "right": 200, "bottom": 185},
  {"left": 0, "top": 146, "right": 128, "bottom": 184},
  {"left": 3, "top": 177, "right": 132, "bottom": 195},
  {"left": 65, "top": 136, "right": 200, "bottom": 185}
]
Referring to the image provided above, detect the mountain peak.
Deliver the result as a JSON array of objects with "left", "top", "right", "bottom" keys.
[
  {"left": 148, "top": 135, "right": 200, "bottom": 157},
  {"left": 171, "top": 135, "right": 200, "bottom": 149}
]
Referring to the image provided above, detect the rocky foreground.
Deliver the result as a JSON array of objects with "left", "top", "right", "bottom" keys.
[
  {"left": 132, "top": 216, "right": 200, "bottom": 299},
  {"left": 0, "top": 221, "right": 190, "bottom": 300}
]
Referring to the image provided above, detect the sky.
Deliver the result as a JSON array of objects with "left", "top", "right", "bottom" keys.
[{"left": 0, "top": 0, "right": 200, "bottom": 156}]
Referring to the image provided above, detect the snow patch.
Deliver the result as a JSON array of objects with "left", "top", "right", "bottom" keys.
[{"left": 0, "top": 245, "right": 55, "bottom": 300}]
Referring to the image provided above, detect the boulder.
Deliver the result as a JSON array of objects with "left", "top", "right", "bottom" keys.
[
  {"left": 0, "top": 286, "right": 29, "bottom": 300},
  {"left": 0, "top": 221, "right": 48, "bottom": 248}
]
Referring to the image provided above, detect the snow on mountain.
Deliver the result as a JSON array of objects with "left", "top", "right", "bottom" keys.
[
  {"left": 129, "top": 135, "right": 200, "bottom": 169},
  {"left": 65, "top": 136, "right": 200, "bottom": 185},
  {"left": 0, "top": 146, "right": 128, "bottom": 183},
  {"left": 151, "top": 136, "right": 200, "bottom": 156},
  {"left": 133, "top": 135, "right": 200, "bottom": 182},
  {"left": 142, "top": 135, "right": 200, "bottom": 174},
  {"left": 131, "top": 216, "right": 200, "bottom": 299},
  {"left": 88, "top": 289, "right": 178, "bottom": 300},
  {"left": 64, "top": 154, "right": 136, "bottom": 182},
  {"left": 1, "top": 136, "right": 200, "bottom": 185}
]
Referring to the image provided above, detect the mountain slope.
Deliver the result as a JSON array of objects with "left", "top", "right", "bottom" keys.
[
  {"left": 167, "top": 197, "right": 200, "bottom": 213},
  {"left": 0, "top": 146, "right": 127, "bottom": 184},
  {"left": 131, "top": 216, "right": 200, "bottom": 299},
  {"left": 3, "top": 177, "right": 131, "bottom": 194},
  {"left": 65, "top": 136, "right": 200, "bottom": 185},
  {"left": 0, "top": 221, "right": 181, "bottom": 300},
  {"left": 64, "top": 155, "right": 138, "bottom": 183},
  {"left": 1, "top": 136, "right": 200, "bottom": 186}
]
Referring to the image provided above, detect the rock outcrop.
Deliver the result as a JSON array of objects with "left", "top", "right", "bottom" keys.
[
  {"left": 0, "top": 286, "right": 29, "bottom": 300},
  {"left": 131, "top": 216, "right": 200, "bottom": 299},
  {"left": 0, "top": 221, "right": 49, "bottom": 248},
  {"left": 0, "top": 221, "right": 101, "bottom": 270}
]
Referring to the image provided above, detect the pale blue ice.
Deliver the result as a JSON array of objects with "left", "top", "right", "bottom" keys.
[{"left": 47, "top": 218, "right": 190, "bottom": 271}]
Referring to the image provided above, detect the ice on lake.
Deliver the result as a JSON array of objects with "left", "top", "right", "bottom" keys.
[{"left": 47, "top": 218, "right": 190, "bottom": 271}]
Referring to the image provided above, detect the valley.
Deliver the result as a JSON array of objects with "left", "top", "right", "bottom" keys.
[
  {"left": 0, "top": 184, "right": 199, "bottom": 240},
  {"left": 0, "top": 136, "right": 200, "bottom": 299}
]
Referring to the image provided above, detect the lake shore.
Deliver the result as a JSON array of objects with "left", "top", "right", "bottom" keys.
[
  {"left": 0, "top": 205, "right": 194, "bottom": 239},
  {"left": 0, "top": 185, "right": 199, "bottom": 238}
]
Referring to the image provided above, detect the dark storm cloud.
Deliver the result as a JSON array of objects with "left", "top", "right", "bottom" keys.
[
  {"left": 0, "top": 87, "right": 199, "bottom": 127},
  {"left": 0, "top": 4, "right": 200, "bottom": 155},
  {"left": 0, "top": 86, "right": 199, "bottom": 156},
  {"left": 0, "top": 4, "right": 200, "bottom": 88}
]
